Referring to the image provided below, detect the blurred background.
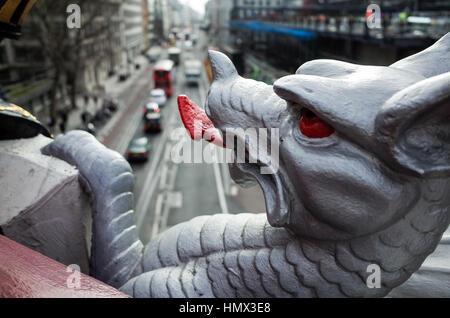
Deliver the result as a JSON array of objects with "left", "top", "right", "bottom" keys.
[{"left": 1, "top": 0, "right": 448, "bottom": 243}]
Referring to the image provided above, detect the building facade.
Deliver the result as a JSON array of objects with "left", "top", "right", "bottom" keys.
[
  {"left": 0, "top": 0, "right": 124, "bottom": 116},
  {"left": 229, "top": 0, "right": 450, "bottom": 73},
  {"left": 153, "top": 0, "right": 172, "bottom": 42},
  {"left": 121, "top": 0, "right": 144, "bottom": 74},
  {"left": 82, "top": 0, "right": 123, "bottom": 93},
  {"left": 205, "top": 0, "right": 234, "bottom": 46}
]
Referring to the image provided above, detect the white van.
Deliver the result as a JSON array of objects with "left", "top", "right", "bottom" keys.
[{"left": 184, "top": 59, "right": 202, "bottom": 86}]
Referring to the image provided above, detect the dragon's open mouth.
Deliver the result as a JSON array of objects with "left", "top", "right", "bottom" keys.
[
  {"left": 178, "top": 95, "right": 290, "bottom": 227},
  {"left": 232, "top": 160, "right": 290, "bottom": 227}
]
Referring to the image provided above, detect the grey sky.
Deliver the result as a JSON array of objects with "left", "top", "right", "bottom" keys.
[{"left": 180, "top": 0, "right": 208, "bottom": 15}]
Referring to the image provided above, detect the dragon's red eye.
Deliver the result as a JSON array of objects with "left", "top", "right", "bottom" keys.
[{"left": 299, "top": 109, "right": 335, "bottom": 139}]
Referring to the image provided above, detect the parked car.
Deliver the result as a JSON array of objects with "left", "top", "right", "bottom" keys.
[
  {"left": 149, "top": 89, "right": 167, "bottom": 107},
  {"left": 93, "top": 105, "right": 112, "bottom": 123},
  {"left": 184, "top": 40, "right": 193, "bottom": 51},
  {"left": 119, "top": 68, "right": 130, "bottom": 82},
  {"left": 94, "top": 109, "right": 107, "bottom": 123},
  {"left": 168, "top": 47, "right": 181, "bottom": 65},
  {"left": 81, "top": 111, "right": 94, "bottom": 125},
  {"left": 126, "top": 137, "right": 150, "bottom": 162},
  {"left": 103, "top": 98, "right": 119, "bottom": 112},
  {"left": 144, "top": 112, "right": 163, "bottom": 133},
  {"left": 146, "top": 46, "right": 162, "bottom": 63},
  {"left": 143, "top": 102, "right": 160, "bottom": 117}
]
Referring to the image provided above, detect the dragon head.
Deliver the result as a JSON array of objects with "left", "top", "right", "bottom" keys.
[{"left": 179, "top": 34, "right": 450, "bottom": 242}]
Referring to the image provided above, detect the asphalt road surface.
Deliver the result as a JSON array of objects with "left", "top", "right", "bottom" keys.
[
  {"left": 133, "top": 37, "right": 255, "bottom": 244},
  {"left": 101, "top": 31, "right": 266, "bottom": 245}
]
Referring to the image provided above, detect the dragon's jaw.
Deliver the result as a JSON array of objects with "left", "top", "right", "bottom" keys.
[{"left": 230, "top": 159, "right": 291, "bottom": 228}]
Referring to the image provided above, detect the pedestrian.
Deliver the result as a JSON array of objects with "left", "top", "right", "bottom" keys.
[
  {"left": 59, "top": 109, "right": 68, "bottom": 134},
  {"left": 59, "top": 120, "right": 66, "bottom": 134}
]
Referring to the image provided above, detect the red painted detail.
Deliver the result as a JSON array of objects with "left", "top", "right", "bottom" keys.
[
  {"left": 0, "top": 235, "right": 130, "bottom": 298},
  {"left": 177, "top": 95, "right": 225, "bottom": 147},
  {"left": 299, "top": 109, "right": 335, "bottom": 139}
]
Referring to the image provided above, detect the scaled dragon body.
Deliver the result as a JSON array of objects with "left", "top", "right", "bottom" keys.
[{"left": 43, "top": 33, "right": 450, "bottom": 297}]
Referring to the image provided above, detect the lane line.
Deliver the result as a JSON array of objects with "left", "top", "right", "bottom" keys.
[
  {"left": 159, "top": 164, "right": 169, "bottom": 190},
  {"left": 150, "top": 193, "right": 165, "bottom": 240},
  {"left": 159, "top": 164, "right": 180, "bottom": 232},
  {"left": 213, "top": 159, "right": 229, "bottom": 214}
]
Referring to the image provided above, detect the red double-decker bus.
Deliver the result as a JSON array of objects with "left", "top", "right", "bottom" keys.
[{"left": 153, "top": 59, "right": 175, "bottom": 97}]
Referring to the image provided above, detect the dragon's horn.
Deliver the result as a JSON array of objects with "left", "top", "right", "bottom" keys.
[{"left": 208, "top": 50, "right": 238, "bottom": 82}]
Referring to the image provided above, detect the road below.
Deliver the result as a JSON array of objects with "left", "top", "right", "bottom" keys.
[{"left": 99, "top": 31, "right": 266, "bottom": 245}]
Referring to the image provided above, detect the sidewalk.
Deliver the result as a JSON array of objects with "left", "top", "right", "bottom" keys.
[{"left": 51, "top": 55, "right": 150, "bottom": 137}]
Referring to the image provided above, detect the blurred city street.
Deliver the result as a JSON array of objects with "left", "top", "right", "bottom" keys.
[{"left": 100, "top": 31, "right": 267, "bottom": 244}]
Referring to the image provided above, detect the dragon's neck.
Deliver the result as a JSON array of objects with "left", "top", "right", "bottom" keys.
[
  {"left": 132, "top": 180, "right": 449, "bottom": 298},
  {"left": 301, "top": 178, "right": 450, "bottom": 297}
]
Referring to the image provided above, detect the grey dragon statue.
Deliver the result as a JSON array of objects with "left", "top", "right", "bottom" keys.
[{"left": 3, "top": 33, "right": 449, "bottom": 298}]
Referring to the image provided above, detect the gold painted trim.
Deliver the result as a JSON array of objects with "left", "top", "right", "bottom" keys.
[
  {"left": 0, "top": 0, "right": 21, "bottom": 24},
  {"left": 0, "top": 103, "right": 38, "bottom": 121},
  {"left": 18, "top": 0, "right": 36, "bottom": 25}
]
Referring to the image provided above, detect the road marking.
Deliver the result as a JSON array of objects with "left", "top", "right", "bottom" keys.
[
  {"left": 170, "top": 191, "right": 183, "bottom": 209},
  {"left": 221, "top": 162, "right": 231, "bottom": 195},
  {"left": 164, "top": 143, "right": 172, "bottom": 161},
  {"left": 150, "top": 193, "right": 165, "bottom": 240},
  {"left": 167, "top": 163, "right": 179, "bottom": 189},
  {"left": 152, "top": 153, "right": 180, "bottom": 235},
  {"left": 159, "top": 194, "right": 172, "bottom": 233},
  {"left": 213, "top": 158, "right": 229, "bottom": 214},
  {"left": 159, "top": 164, "right": 169, "bottom": 190},
  {"left": 230, "top": 185, "right": 239, "bottom": 197}
]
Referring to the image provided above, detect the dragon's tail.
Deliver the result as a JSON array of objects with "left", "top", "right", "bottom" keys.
[{"left": 42, "top": 130, "right": 143, "bottom": 288}]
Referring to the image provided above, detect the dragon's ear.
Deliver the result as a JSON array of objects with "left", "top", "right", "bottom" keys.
[
  {"left": 375, "top": 72, "right": 450, "bottom": 178},
  {"left": 390, "top": 33, "right": 450, "bottom": 78}
]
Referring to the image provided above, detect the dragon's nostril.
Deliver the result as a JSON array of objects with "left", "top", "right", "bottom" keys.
[{"left": 300, "top": 109, "right": 335, "bottom": 139}]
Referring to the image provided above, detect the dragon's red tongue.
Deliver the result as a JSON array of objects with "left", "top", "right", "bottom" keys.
[{"left": 178, "top": 95, "right": 225, "bottom": 147}]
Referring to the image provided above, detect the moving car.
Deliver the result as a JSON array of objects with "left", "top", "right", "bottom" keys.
[
  {"left": 126, "top": 137, "right": 150, "bottom": 162},
  {"left": 168, "top": 47, "right": 181, "bottom": 65},
  {"left": 143, "top": 102, "right": 160, "bottom": 117},
  {"left": 149, "top": 89, "right": 167, "bottom": 107},
  {"left": 146, "top": 46, "right": 162, "bottom": 63},
  {"left": 184, "top": 59, "right": 202, "bottom": 86},
  {"left": 184, "top": 40, "right": 193, "bottom": 51},
  {"left": 144, "top": 112, "right": 163, "bottom": 133},
  {"left": 119, "top": 67, "right": 130, "bottom": 82}
]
